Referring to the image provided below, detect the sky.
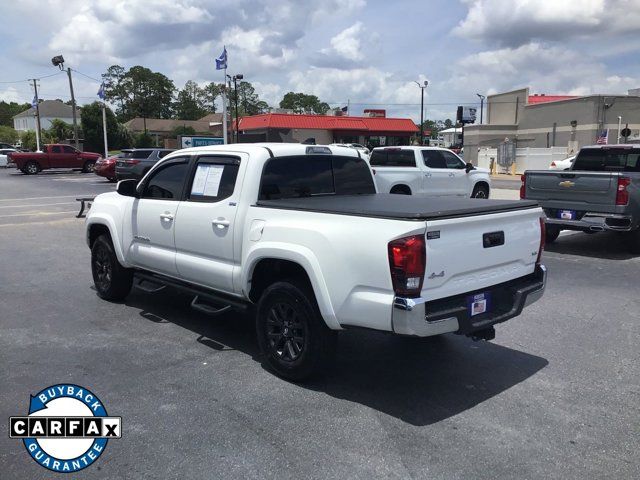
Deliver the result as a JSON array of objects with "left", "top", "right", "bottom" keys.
[{"left": 1, "top": 0, "right": 639, "bottom": 122}]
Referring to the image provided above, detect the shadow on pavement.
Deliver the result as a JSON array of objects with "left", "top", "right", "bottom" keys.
[
  {"left": 124, "top": 289, "right": 548, "bottom": 427},
  {"left": 546, "top": 231, "right": 639, "bottom": 261}
]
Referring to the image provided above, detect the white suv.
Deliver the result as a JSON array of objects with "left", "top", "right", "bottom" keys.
[{"left": 368, "top": 146, "right": 491, "bottom": 198}]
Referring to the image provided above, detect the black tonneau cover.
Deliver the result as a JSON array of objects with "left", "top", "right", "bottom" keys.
[{"left": 256, "top": 194, "right": 539, "bottom": 221}]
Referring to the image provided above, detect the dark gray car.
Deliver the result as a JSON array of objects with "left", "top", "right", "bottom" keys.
[{"left": 115, "top": 148, "right": 175, "bottom": 181}]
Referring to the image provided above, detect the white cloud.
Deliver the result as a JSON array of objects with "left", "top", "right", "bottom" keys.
[
  {"left": 455, "top": 0, "right": 640, "bottom": 45},
  {"left": 329, "top": 22, "right": 365, "bottom": 61}
]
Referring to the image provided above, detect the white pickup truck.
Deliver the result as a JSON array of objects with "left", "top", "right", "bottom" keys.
[
  {"left": 86, "top": 143, "right": 546, "bottom": 380},
  {"left": 369, "top": 146, "right": 492, "bottom": 198}
]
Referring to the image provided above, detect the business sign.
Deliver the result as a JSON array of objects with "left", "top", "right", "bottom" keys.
[
  {"left": 456, "top": 106, "right": 477, "bottom": 124},
  {"left": 179, "top": 136, "right": 224, "bottom": 149}
]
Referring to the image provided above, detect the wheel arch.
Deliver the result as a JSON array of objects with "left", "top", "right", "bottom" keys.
[
  {"left": 244, "top": 247, "right": 340, "bottom": 330},
  {"left": 389, "top": 183, "right": 412, "bottom": 195},
  {"left": 472, "top": 180, "right": 490, "bottom": 195}
]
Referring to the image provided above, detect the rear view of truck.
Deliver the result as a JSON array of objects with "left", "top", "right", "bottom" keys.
[{"left": 521, "top": 145, "right": 640, "bottom": 251}]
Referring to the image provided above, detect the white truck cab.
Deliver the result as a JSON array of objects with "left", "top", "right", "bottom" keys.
[{"left": 368, "top": 146, "right": 491, "bottom": 198}]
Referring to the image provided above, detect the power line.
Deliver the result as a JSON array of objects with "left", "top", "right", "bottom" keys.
[
  {"left": 71, "top": 69, "right": 102, "bottom": 84},
  {"left": 0, "top": 71, "right": 64, "bottom": 84}
]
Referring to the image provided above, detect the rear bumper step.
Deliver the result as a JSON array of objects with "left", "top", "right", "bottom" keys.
[{"left": 392, "top": 265, "right": 546, "bottom": 337}]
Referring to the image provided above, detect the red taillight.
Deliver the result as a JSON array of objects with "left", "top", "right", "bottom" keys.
[
  {"left": 616, "top": 177, "right": 630, "bottom": 206},
  {"left": 520, "top": 174, "right": 526, "bottom": 199},
  {"left": 537, "top": 218, "right": 545, "bottom": 264},
  {"left": 388, "top": 235, "right": 426, "bottom": 297}
]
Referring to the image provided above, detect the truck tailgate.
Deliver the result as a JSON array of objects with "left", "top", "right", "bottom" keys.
[
  {"left": 525, "top": 170, "right": 618, "bottom": 211},
  {"left": 422, "top": 207, "right": 542, "bottom": 301}
]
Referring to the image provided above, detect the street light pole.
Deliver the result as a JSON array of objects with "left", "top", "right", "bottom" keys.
[
  {"left": 476, "top": 93, "right": 485, "bottom": 124},
  {"left": 229, "top": 73, "right": 243, "bottom": 143},
  {"left": 415, "top": 80, "right": 428, "bottom": 145}
]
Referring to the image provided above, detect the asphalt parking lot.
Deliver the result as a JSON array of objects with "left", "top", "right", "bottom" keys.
[{"left": 0, "top": 168, "right": 638, "bottom": 479}]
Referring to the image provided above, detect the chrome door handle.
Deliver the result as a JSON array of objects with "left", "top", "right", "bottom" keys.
[
  {"left": 449, "top": 173, "right": 455, "bottom": 177},
  {"left": 160, "top": 213, "right": 174, "bottom": 221},
  {"left": 212, "top": 219, "right": 230, "bottom": 229},
  {"left": 424, "top": 173, "right": 432, "bottom": 177}
]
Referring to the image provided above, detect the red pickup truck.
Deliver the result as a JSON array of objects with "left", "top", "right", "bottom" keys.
[{"left": 11, "top": 144, "right": 102, "bottom": 175}]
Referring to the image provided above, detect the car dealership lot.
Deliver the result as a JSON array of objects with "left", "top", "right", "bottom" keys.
[{"left": 0, "top": 169, "right": 638, "bottom": 479}]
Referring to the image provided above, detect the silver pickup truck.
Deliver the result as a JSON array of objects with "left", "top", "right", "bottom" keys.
[{"left": 521, "top": 145, "right": 640, "bottom": 253}]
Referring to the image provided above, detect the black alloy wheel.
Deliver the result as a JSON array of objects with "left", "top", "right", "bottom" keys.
[{"left": 266, "top": 302, "right": 308, "bottom": 362}]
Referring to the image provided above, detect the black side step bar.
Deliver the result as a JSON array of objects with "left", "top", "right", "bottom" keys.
[{"left": 133, "top": 271, "right": 249, "bottom": 315}]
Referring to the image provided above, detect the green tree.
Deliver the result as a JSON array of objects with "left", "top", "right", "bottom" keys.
[
  {"left": 171, "top": 125, "right": 197, "bottom": 136},
  {"left": 80, "top": 102, "right": 122, "bottom": 152},
  {"left": 0, "top": 125, "right": 19, "bottom": 144},
  {"left": 229, "top": 81, "right": 269, "bottom": 117},
  {"left": 173, "top": 81, "right": 208, "bottom": 120},
  {"left": 102, "top": 65, "right": 176, "bottom": 121},
  {"left": 134, "top": 132, "right": 154, "bottom": 148},
  {"left": 202, "top": 83, "right": 223, "bottom": 113},
  {"left": 47, "top": 119, "right": 73, "bottom": 143},
  {"left": 0, "top": 101, "right": 31, "bottom": 127},
  {"left": 279, "top": 92, "right": 329, "bottom": 114},
  {"left": 444, "top": 118, "right": 454, "bottom": 129},
  {"left": 20, "top": 130, "right": 54, "bottom": 151}
]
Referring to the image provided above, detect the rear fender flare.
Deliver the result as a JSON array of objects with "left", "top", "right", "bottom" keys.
[{"left": 243, "top": 243, "right": 340, "bottom": 330}]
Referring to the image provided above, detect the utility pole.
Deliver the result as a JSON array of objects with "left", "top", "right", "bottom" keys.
[
  {"left": 31, "top": 79, "right": 42, "bottom": 151},
  {"left": 101, "top": 103, "right": 108, "bottom": 158},
  {"left": 617, "top": 116, "right": 622, "bottom": 144},
  {"left": 415, "top": 80, "right": 428, "bottom": 145},
  {"left": 477, "top": 93, "right": 485, "bottom": 124},
  {"left": 67, "top": 69, "right": 79, "bottom": 149}
]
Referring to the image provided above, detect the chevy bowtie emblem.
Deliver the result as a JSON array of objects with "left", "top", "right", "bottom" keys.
[{"left": 559, "top": 180, "right": 575, "bottom": 187}]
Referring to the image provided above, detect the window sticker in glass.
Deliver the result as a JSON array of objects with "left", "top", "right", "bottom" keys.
[{"left": 191, "top": 164, "right": 225, "bottom": 197}]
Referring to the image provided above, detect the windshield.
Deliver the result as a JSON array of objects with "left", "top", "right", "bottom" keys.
[{"left": 573, "top": 148, "right": 640, "bottom": 172}]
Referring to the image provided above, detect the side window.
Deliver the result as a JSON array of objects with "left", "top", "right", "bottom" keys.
[
  {"left": 62, "top": 145, "right": 76, "bottom": 154},
  {"left": 158, "top": 150, "right": 173, "bottom": 159},
  {"left": 369, "top": 150, "right": 387, "bottom": 166},
  {"left": 422, "top": 150, "right": 447, "bottom": 169},
  {"left": 441, "top": 151, "right": 465, "bottom": 169},
  {"left": 142, "top": 161, "right": 189, "bottom": 200},
  {"left": 188, "top": 156, "right": 240, "bottom": 202},
  {"left": 260, "top": 155, "right": 333, "bottom": 199},
  {"left": 133, "top": 150, "right": 153, "bottom": 159},
  {"left": 51, "top": 146, "right": 62, "bottom": 154}
]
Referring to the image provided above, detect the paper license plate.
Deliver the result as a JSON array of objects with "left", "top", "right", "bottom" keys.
[
  {"left": 558, "top": 210, "right": 575, "bottom": 220},
  {"left": 468, "top": 292, "right": 491, "bottom": 317}
]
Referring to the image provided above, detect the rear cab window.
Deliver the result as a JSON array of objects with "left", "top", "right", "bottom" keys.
[
  {"left": 369, "top": 149, "right": 417, "bottom": 167},
  {"left": 259, "top": 155, "right": 375, "bottom": 200},
  {"left": 573, "top": 148, "right": 640, "bottom": 172}
]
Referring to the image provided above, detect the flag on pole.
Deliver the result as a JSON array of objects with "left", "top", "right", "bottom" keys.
[
  {"left": 216, "top": 47, "right": 227, "bottom": 70},
  {"left": 31, "top": 95, "right": 38, "bottom": 109},
  {"left": 596, "top": 129, "right": 609, "bottom": 144},
  {"left": 97, "top": 82, "right": 106, "bottom": 100}
]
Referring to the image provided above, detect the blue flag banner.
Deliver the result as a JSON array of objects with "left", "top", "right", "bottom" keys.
[
  {"left": 97, "top": 82, "right": 105, "bottom": 100},
  {"left": 31, "top": 95, "right": 38, "bottom": 109},
  {"left": 216, "top": 47, "right": 227, "bottom": 70}
]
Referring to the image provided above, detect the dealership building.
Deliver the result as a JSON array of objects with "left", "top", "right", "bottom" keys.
[
  {"left": 463, "top": 87, "right": 640, "bottom": 164},
  {"left": 237, "top": 112, "right": 418, "bottom": 147}
]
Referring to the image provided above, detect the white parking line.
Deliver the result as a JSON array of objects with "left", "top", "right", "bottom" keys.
[
  {"left": 0, "top": 202, "right": 77, "bottom": 209},
  {"left": 0, "top": 195, "right": 80, "bottom": 202},
  {"left": 0, "top": 210, "right": 78, "bottom": 218}
]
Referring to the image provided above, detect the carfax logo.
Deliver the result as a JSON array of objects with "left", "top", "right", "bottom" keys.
[{"left": 9, "top": 384, "right": 121, "bottom": 473}]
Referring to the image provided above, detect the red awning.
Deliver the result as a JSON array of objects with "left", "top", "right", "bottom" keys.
[{"left": 238, "top": 113, "right": 418, "bottom": 133}]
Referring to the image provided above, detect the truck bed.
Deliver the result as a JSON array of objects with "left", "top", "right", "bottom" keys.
[{"left": 256, "top": 194, "right": 539, "bottom": 220}]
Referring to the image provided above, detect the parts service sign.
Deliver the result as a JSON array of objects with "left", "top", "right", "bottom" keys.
[{"left": 9, "top": 384, "right": 121, "bottom": 473}]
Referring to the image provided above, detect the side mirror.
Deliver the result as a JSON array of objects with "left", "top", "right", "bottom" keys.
[
  {"left": 117, "top": 179, "right": 139, "bottom": 198},
  {"left": 465, "top": 162, "right": 475, "bottom": 173}
]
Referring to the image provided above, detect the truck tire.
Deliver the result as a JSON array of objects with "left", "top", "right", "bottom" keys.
[
  {"left": 91, "top": 234, "right": 133, "bottom": 301},
  {"left": 24, "top": 161, "right": 40, "bottom": 175},
  {"left": 471, "top": 184, "right": 489, "bottom": 199},
  {"left": 545, "top": 225, "right": 561, "bottom": 244},
  {"left": 82, "top": 160, "right": 96, "bottom": 173},
  {"left": 256, "top": 281, "right": 337, "bottom": 381}
]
